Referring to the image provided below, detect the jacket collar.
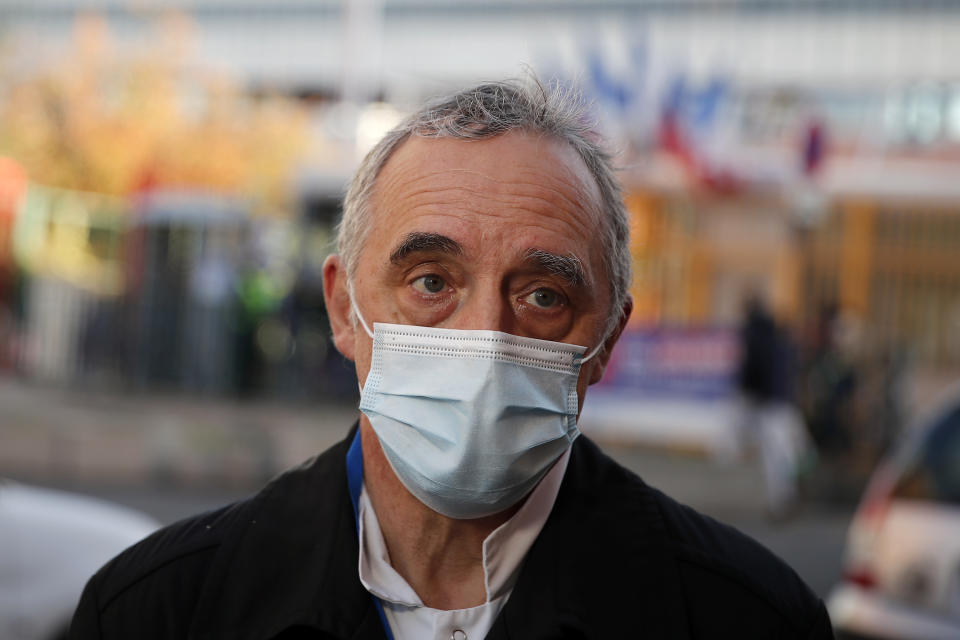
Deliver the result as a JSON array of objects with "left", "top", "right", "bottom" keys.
[{"left": 189, "top": 424, "right": 386, "bottom": 640}]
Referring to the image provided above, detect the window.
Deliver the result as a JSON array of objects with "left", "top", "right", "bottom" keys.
[{"left": 894, "top": 405, "right": 960, "bottom": 504}]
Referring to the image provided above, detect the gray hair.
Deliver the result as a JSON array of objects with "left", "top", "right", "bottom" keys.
[{"left": 336, "top": 78, "right": 632, "bottom": 334}]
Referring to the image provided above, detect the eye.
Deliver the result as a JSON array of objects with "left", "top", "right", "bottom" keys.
[
  {"left": 411, "top": 274, "right": 447, "bottom": 294},
  {"left": 524, "top": 288, "right": 562, "bottom": 309}
]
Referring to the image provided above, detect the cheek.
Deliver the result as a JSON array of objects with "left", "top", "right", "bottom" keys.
[{"left": 354, "top": 332, "right": 374, "bottom": 390}]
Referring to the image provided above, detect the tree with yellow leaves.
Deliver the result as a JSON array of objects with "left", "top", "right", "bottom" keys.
[{"left": 0, "top": 12, "right": 310, "bottom": 216}]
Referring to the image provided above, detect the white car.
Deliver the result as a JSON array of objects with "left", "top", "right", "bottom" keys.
[
  {"left": 0, "top": 481, "right": 159, "bottom": 640},
  {"left": 828, "top": 387, "right": 960, "bottom": 639}
]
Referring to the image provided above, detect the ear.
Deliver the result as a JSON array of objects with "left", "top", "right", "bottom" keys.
[
  {"left": 322, "top": 254, "right": 356, "bottom": 362},
  {"left": 588, "top": 294, "right": 633, "bottom": 385}
]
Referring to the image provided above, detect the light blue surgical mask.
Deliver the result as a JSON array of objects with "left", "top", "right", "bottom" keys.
[{"left": 352, "top": 300, "right": 603, "bottom": 519}]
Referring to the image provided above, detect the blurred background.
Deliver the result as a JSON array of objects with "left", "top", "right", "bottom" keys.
[{"left": 2, "top": 1, "right": 960, "bottom": 638}]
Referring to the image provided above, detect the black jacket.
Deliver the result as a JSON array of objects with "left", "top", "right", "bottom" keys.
[{"left": 71, "top": 426, "right": 833, "bottom": 639}]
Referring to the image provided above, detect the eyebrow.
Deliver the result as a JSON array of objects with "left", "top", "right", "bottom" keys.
[
  {"left": 389, "top": 232, "right": 464, "bottom": 265},
  {"left": 523, "top": 248, "right": 588, "bottom": 287}
]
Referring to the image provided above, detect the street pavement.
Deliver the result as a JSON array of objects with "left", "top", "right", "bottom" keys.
[{"left": 0, "top": 376, "right": 853, "bottom": 598}]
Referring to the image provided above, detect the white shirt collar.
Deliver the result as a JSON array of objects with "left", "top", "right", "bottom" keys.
[{"left": 357, "top": 447, "right": 571, "bottom": 606}]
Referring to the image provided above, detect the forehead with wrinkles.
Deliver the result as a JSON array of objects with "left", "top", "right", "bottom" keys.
[{"left": 364, "top": 132, "right": 605, "bottom": 260}]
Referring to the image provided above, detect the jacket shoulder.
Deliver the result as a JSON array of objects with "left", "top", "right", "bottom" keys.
[
  {"left": 70, "top": 447, "right": 339, "bottom": 639},
  {"left": 568, "top": 437, "right": 832, "bottom": 638},
  {"left": 648, "top": 481, "right": 832, "bottom": 637},
  {"left": 70, "top": 496, "right": 251, "bottom": 639}
]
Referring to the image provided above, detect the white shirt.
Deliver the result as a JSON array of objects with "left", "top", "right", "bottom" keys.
[{"left": 357, "top": 449, "right": 571, "bottom": 640}]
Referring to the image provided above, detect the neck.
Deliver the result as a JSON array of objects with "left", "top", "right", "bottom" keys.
[{"left": 359, "top": 420, "right": 518, "bottom": 610}]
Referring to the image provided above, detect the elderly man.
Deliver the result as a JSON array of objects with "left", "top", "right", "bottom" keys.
[{"left": 71, "top": 80, "right": 832, "bottom": 639}]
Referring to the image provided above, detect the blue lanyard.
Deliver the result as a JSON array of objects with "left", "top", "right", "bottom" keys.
[{"left": 346, "top": 429, "right": 396, "bottom": 640}]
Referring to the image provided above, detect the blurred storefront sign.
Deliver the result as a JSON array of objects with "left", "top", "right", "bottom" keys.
[
  {"left": 597, "top": 327, "right": 739, "bottom": 401},
  {"left": 580, "top": 328, "right": 740, "bottom": 455}
]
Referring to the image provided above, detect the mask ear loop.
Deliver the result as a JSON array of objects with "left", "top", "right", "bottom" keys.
[
  {"left": 580, "top": 341, "right": 605, "bottom": 364},
  {"left": 347, "top": 283, "right": 375, "bottom": 394},
  {"left": 347, "top": 283, "right": 375, "bottom": 339},
  {"left": 582, "top": 312, "right": 623, "bottom": 364}
]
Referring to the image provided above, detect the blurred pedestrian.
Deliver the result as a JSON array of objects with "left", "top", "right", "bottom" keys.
[
  {"left": 803, "top": 304, "right": 857, "bottom": 454},
  {"left": 736, "top": 294, "right": 811, "bottom": 519},
  {"left": 71, "top": 79, "right": 832, "bottom": 639}
]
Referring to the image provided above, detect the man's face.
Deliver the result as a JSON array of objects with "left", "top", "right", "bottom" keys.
[{"left": 325, "top": 130, "right": 628, "bottom": 412}]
